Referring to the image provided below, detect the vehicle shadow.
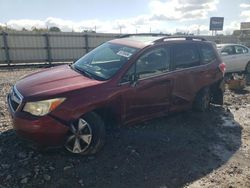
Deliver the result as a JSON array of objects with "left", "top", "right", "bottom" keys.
[{"left": 0, "top": 105, "right": 242, "bottom": 188}]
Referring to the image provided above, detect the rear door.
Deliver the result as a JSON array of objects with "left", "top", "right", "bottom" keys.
[
  {"left": 120, "top": 46, "right": 174, "bottom": 124},
  {"left": 170, "top": 42, "right": 216, "bottom": 112}
]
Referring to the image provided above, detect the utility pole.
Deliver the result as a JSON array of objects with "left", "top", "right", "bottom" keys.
[
  {"left": 197, "top": 25, "right": 200, "bottom": 35},
  {"left": 119, "top": 26, "right": 122, "bottom": 34},
  {"left": 5, "top": 23, "right": 8, "bottom": 31}
]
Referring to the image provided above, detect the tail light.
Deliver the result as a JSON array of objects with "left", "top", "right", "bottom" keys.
[{"left": 219, "top": 62, "right": 226, "bottom": 75}]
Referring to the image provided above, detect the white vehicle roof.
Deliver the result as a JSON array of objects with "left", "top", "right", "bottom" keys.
[{"left": 216, "top": 43, "right": 249, "bottom": 49}]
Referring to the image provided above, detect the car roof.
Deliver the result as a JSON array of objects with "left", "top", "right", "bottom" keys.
[
  {"left": 110, "top": 35, "right": 208, "bottom": 49},
  {"left": 217, "top": 43, "right": 248, "bottom": 48},
  {"left": 110, "top": 36, "right": 163, "bottom": 49}
]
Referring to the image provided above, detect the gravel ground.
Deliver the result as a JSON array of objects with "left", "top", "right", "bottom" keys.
[{"left": 0, "top": 68, "right": 250, "bottom": 188}]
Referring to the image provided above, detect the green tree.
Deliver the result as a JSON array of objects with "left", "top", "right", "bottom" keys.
[
  {"left": 31, "top": 27, "right": 48, "bottom": 32},
  {"left": 49, "top": 27, "right": 61, "bottom": 32}
]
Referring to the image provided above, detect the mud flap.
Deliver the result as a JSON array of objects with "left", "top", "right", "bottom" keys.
[{"left": 211, "top": 79, "right": 224, "bottom": 105}]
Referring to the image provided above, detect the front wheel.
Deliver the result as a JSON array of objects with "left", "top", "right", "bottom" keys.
[{"left": 64, "top": 112, "right": 105, "bottom": 155}]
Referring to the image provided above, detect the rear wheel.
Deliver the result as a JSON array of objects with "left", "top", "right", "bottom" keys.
[
  {"left": 64, "top": 112, "right": 105, "bottom": 155},
  {"left": 193, "top": 88, "right": 211, "bottom": 112}
]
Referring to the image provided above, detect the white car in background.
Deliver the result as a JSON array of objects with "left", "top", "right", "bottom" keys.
[{"left": 217, "top": 44, "right": 250, "bottom": 74}]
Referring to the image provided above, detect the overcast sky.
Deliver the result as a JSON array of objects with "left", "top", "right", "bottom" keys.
[{"left": 0, "top": 0, "right": 250, "bottom": 34}]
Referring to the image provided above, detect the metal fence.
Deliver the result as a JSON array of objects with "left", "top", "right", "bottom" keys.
[
  {"left": 202, "top": 35, "right": 250, "bottom": 47},
  {"left": 0, "top": 31, "right": 118, "bottom": 65},
  {"left": 0, "top": 31, "right": 247, "bottom": 66}
]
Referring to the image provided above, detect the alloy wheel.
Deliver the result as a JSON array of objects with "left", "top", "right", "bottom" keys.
[
  {"left": 203, "top": 92, "right": 210, "bottom": 110},
  {"left": 65, "top": 118, "right": 92, "bottom": 154}
]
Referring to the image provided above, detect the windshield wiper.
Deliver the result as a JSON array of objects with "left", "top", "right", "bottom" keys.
[{"left": 71, "top": 65, "right": 95, "bottom": 79}]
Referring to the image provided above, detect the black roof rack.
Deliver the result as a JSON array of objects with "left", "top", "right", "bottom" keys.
[
  {"left": 154, "top": 35, "right": 207, "bottom": 43},
  {"left": 119, "top": 33, "right": 171, "bottom": 38}
]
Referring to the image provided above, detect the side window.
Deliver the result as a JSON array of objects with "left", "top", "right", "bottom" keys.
[
  {"left": 221, "top": 46, "right": 236, "bottom": 55},
  {"left": 235, "top": 45, "right": 248, "bottom": 54},
  {"left": 136, "top": 47, "right": 170, "bottom": 79},
  {"left": 199, "top": 43, "right": 217, "bottom": 64},
  {"left": 174, "top": 44, "right": 200, "bottom": 69}
]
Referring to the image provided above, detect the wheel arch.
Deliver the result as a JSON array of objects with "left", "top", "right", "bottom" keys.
[
  {"left": 192, "top": 85, "right": 211, "bottom": 112},
  {"left": 194, "top": 85, "right": 210, "bottom": 101},
  {"left": 92, "top": 106, "right": 121, "bottom": 130},
  {"left": 193, "top": 79, "right": 223, "bottom": 106}
]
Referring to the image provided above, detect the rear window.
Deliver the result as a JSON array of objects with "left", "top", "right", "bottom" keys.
[
  {"left": 221, "top": 45, "right": 235, "bottom": 55},
  {"left": 199, "top": 43, "right": 217, "bottom": 64},
  {"left": 235, "top": 45, "right": 248, "bottom": 54}
]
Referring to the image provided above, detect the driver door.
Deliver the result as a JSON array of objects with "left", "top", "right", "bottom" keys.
[{"left": 120, "top": 46, "right": 173, "bottom": 124}]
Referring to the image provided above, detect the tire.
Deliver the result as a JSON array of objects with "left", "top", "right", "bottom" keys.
[
  {"left": 64, "top": 112, "right": 105, "bottom": 155},
  {"left": 246, "top": 62, "right": 250, "bottom": 74},
  {"left": 193, "top": 88, "right": 211, "bottom": 112}
]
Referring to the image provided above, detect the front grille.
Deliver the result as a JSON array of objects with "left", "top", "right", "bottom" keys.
[
  {"left": 10, "top": 98, "right": 19, "bottom": 111},
  {"left": 8, "top": 86, "right": 23, "bottom": 112}
]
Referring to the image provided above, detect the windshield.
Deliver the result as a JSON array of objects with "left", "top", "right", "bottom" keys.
[{"left": 73, "top": 42, "right": 138, "bottom": 80}]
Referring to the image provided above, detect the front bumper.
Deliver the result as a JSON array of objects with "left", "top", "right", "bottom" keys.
[{"left": 7, "top": 94, "right": 69, "bottom": 147}]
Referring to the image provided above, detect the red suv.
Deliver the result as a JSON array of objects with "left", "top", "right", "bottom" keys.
[{"left": 8, "top": 35, "right": 225, "bottom": 155}]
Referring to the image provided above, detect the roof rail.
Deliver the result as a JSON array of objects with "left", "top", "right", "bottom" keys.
[
  {"left": 154, "top": 35, "right": 207, "bottom": 43},
  {"left": 119, "top": 33, "right": 171, "bottom": 38}
]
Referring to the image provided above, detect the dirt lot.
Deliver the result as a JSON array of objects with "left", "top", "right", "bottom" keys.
[{"left": 0, "top": 68, "right": 250, "bottom": 188}]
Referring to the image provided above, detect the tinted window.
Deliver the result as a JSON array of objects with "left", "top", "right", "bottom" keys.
[
  {"left": 235, "top": 45, "right": 248, "bottom": 54},
  {"left": 136, "top": 47, "right": 170, "bottom": 79},
  {"left": 200, "top": 43, "right": 217, "bottom": 64},
  {"left": 174, "top": 44, "right": 200, "bottom": 69},
  {"left": 221, "top": 46, "right": 235, "bottom": 55}
]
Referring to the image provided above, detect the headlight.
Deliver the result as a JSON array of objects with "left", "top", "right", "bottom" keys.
[{"left": 23, "top": 98, "right": 65, "bottom": 116}]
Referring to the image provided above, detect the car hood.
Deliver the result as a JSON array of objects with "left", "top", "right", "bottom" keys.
[{"left": 16, "top": 65, "right": 103, "bottom": 99}]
